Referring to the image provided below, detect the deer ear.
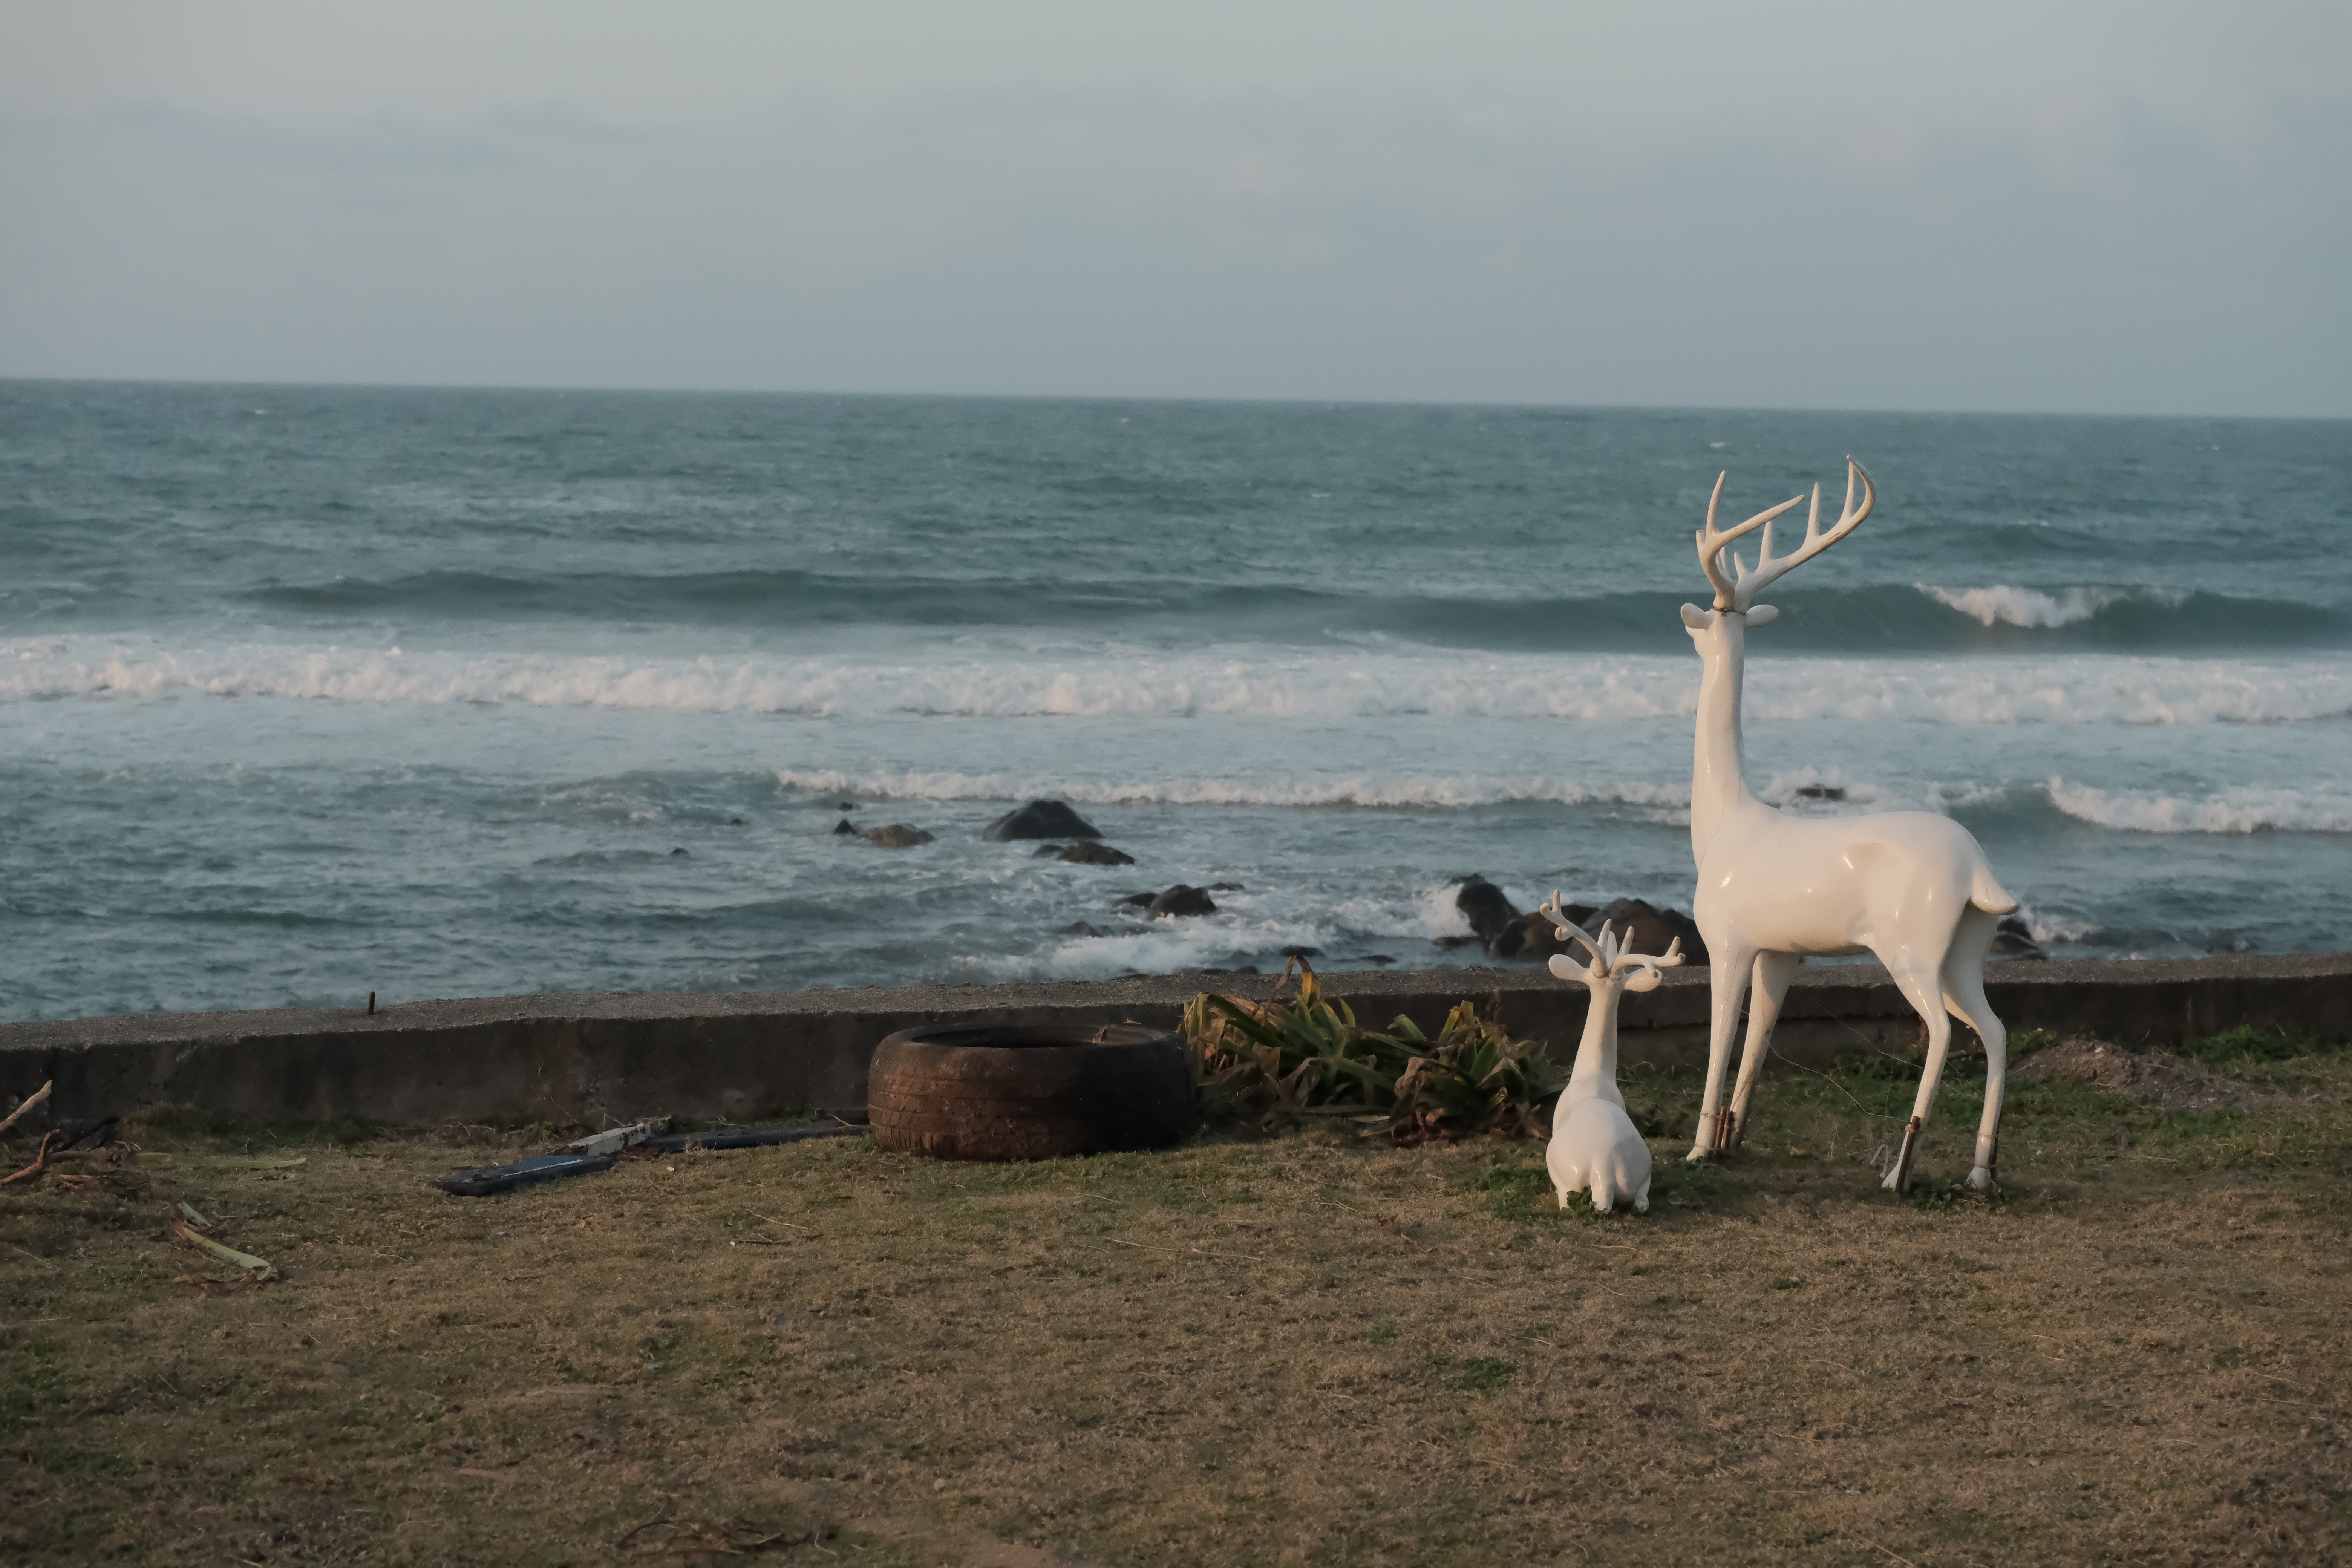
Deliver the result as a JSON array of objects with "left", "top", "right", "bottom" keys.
[
  {"left": 1547, "top": 954, "right": 1585, "bottom": 983},
  {"left": 1679, "top": 603, "right": 1713, "bottom": 629},
  {"left": 1744, "top": 604, "right": 1779, "bottom": 626},
  {"left": 1623, "top": 966, "right": 1664, "bottom": 994}
]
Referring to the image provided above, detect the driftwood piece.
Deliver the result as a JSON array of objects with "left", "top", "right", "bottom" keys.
[
  {"left": 0, "top": 1080, "right": 53, "bottom": 1138},
  {"left": 2, "top": 1131, "right": 58, "bottom": 1187}
]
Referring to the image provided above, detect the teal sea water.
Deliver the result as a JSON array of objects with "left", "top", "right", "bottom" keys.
[{"left": 3, "top": 381, "right": 2348, "bottom": 1021}]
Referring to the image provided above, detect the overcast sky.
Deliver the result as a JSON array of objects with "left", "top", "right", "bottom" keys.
[{"left": 2, "top": 2, "right": 2346, "bottom": 414}]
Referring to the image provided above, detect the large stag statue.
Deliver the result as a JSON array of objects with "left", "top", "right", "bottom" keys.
[{"left": 1680, "top": 460, "right": 2014, "bottom": 1193}]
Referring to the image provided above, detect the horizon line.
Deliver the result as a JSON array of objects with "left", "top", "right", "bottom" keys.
[{"left": 2, "top": 372, "right": 2343, "bottom": 426}]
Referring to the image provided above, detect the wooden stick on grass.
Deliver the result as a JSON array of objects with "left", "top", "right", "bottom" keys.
[
  {"left": 166, "top": 1218, "right": 277, "bottom": 1281},
  {"left": 0, "top": 1080, "right": 52, "bottom": 1138},
  {"left": 2, "top": 1130, "right": 58, "bottom": 1187}
]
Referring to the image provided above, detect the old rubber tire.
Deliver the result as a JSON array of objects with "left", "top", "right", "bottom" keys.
[{"left": 868, "top": 1023, "right": 1198, "bottom": 1161}]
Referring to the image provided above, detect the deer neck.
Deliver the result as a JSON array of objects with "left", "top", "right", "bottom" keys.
[
  {"left": 1690, "top": 619, "right": 1758, "bottom": 866},
  {"left": 1565, "top": 986, "right": 1619, "bottom": 1098}
]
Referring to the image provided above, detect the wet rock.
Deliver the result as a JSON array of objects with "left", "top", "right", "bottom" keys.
[
  {"left": 1207, "top": 882, "right": 1245, "bottom": 892},
  {"left": 1044, "top": 842, "right": 1136, "bottom": 866},
  {"left": 670, "top": 847, "right": 689, "bottom": 857},
  {"left": 1489, "top": 905, "right": 1596, "bottom": 961},
  {"left": 1992, "top": 915, "right": 2046, "bottom": 960},
  {"left": 729, "top": 817, "right": 745, "bottom": 825},
  {"left": 1061, "top": 921, "right": 1106, "bottom": 937},
  {"left": 1354, "top": 954, "right": 1397, "bottom": 966},
  {"left": 983, "top": 799, "right": 1103, "bottom": 841},
  {"left": 1431, "top": 935, "right": 1482, "bottom": 950},
  {"left": 1278, "top": 945, "right": 1321, "bottom": 959},
  {"left": 859, "top": 823, "right": 935, "bottom": 848},
  {"left": 1450, "top": 876, "right": 1521, "bottom": 942},
  {"left": 1792, "top": 784, "right": 1846, "bottom": 802},
  {"left": 1148, "top": 885, "right": 1218, "bottom": 918},
  {"left": 1113, "top": 892, "right": 1156, "bottom": 909},
  {"left": 831, "top": 819, "right": 857, "bottom": 836},
  {"left": 837, "top": 801, "right": 858, "bottom": 810},
  {"left": 1585, "top": 898, "right": 1707, "bottom": 966}
]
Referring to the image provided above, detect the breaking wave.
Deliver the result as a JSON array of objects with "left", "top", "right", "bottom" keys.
[
  {"left": 1917, "top": 584, "right": 2174, "bottom": 629},
  {"left": 8, "top": 637, "right": 2352, "bottom": 727},
  {"left": 164, "top": 570, "right": 2349, "bottom": 653},
  {"left": 2044, "top": 778, "right": 2352, "bottom": 835}
]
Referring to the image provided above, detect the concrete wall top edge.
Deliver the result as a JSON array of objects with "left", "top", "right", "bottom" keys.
[{"left": 7, "top": 952, "right": 2350, "bottom": 1058}]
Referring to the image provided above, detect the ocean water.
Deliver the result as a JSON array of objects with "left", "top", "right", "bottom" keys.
[{"left": 3, "top": 382, "right": 2348, "bottom": 1022}]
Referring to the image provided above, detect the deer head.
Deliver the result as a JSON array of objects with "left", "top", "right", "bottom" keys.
[
  {"left": 1535, "top": 892, "right": 1685, "bottom": 995},
  {"left": 1680, "top": 458, "right": 1876, "bottom": 637}
]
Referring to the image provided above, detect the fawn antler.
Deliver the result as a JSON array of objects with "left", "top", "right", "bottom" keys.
[
  {"left": 1536, "top": 892, "right": 1685, "bottom": 981},
  {"left": 1696, "top": 458, "right": 1876, "bottom": 612}
]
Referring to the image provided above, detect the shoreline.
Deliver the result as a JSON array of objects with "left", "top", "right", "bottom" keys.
[{"left": 5, "top": 952, "right": 2349, "bottom": 1132}]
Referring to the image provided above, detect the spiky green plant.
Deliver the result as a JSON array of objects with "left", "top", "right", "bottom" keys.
[
  {"left": 1386, "top": 1001, "right": 1565, "bottom": 1143},
  {"left": 1183, "top": 962, "right": 1563, "bottom": 1142}
]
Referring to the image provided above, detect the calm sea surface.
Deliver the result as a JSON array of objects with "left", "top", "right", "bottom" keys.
[{"left": 3, "top": 382, "right": 2348, "bottom": 1021}]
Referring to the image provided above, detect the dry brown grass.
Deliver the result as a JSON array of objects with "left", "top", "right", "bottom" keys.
[{"left": 6, "top": 1050, "right": 2352, "bottom": 1567}]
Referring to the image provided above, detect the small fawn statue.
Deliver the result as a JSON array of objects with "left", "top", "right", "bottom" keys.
[
  {"left": 1536, "top": 893, "right": 1683, "bottom": 1214},
  {"left": 1681, "top": 460, "right": 2015, "bottom": 1193}
]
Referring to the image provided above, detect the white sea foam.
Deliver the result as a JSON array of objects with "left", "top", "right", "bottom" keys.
[
  {"left": 774, "top": 766, "right": 1693, "bottom": 812},
  {"left": 1916, "top": 584, "right": 2181, "bottom": 628},
  {"left": 2044, "top": 778, "right": 2352, "bottom": 835},
  {"left": 6, "top": 635, "right": 2348, "bottom": 728}
]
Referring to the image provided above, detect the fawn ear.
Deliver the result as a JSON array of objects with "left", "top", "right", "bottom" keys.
[
  {"left": 1547, "top": 954, "right": 1586, "bottom": 983},
  {"left": 1623, "top": 966, "right": 1665, "bottom": 994},
  {"left": 1744, "top": 603, "right": 1779, "bottom": 626},
  {"left": 1679, "top": 603, "right": 1713, "bottom": 629}
]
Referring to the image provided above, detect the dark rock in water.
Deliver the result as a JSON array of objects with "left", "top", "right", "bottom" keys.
[
  {"left": 1148, "top": 885, "right": 1218, "bottom": 918},
  {"left": 1113, "top": 892, "right": 1156, "bottom": 909},
  {"left": 1451, "top": 876, "right": 1521, "bottom": 942},
  {"left": 1992, "top": 914, "right": 2047, "bottom": 960},
  {"left": 1354, "top": 954, "right": 1397, "bottom": 966},
  {"left": 1792, "top": 784, "right": 1847, "bottom": 802},
  {"left": 831, "top": 819, "right": 857, "bottom": 836},
  {"left": 729, "top": 817, "right": 745, "bottom": 825},
  {"left": 1278, "top": 945, "right": 1321, "bottom": 959},
  {"left": 1057, "top": 842, "right": 1136, "bottom": 866},
  {"left": 1489, "top": 905, "right": 1595, "bottom": 961},
  {"left": 1431, "top": 935, "right": 1482, "bottom": 950},
  {"left": 670, "top": 847, "right": 689, "bottom": 857},
  {"left": 1586, "top": 897, "right": 1707, "bottom": 966},
  {"left": 837, "top": 801, "right": 858, "bottom": 810},
  {"left": 1061, "top": 920, "right": 1106, "bottom": 937},
  {"left": 860, "top": 823, "right": 935, "bottom": 848},
  {"left": 983, "top": 799, "right": 1102, "bottom": 841},
  {"left": 1207, "top": 882, "right": 1245, "bottom": 892}
]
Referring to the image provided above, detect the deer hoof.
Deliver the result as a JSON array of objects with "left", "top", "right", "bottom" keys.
[
  {"left": 1879, "top": 1165, "right": 1907, "bottom": 1194},
  {"left": 1967, "top": 1166, "right": 1995, "bottom": 1192}
]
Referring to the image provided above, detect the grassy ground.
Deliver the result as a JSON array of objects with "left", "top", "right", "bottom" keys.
[{"left": 5, "top": 1032, "right": 2351, "bottom": 1567}]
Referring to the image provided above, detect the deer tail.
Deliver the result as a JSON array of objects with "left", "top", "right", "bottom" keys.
[{"left": 1969, "top": 862, "right": 2018, "bottom": 915}]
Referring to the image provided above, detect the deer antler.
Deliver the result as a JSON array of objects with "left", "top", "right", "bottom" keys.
[
  {"left": 1695, "top": 459, "right": 1875, "bottom": 612},
  {"left": 1538, "top": 893, "right": 1688, "bottom": 980}
]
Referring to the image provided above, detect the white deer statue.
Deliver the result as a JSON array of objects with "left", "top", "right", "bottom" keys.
[
  {"left": 1536, "top": 894, "right": 1683, "bottom": 1214},
  {"left": 1680, "top": 459, "right": 2015, "bottom": 1193}
]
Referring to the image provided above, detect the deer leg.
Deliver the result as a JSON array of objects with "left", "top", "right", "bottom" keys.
[
  {"left": 1881, "top": 962, "right": 1952, "bottom": 1194},
  {"left": 1688, "top": 945, "right": 1755, "bottom": 1162},
  {"left": 1943, "top": 910, "right": 2007, "bottom": 1191},
  {"left": 1726, "top": 951, "right": 1799, "bottom": 1151}
]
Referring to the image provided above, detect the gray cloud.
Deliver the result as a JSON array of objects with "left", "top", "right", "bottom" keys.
[{"left": 1, "top": 4, "right": 2346, "bottom": 413}]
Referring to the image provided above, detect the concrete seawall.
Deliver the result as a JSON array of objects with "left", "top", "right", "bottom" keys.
[{"left": 5, "top": 953, "right": 2349, "bottom": 1132}]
